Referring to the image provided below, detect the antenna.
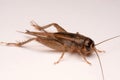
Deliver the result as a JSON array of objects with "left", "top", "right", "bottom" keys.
[
  {"left": 94, "top": 49, "right": 105, "bottom": 80},
  {"left": 95, "top": 35, "right": 120, "bottom": 46},
  {"left": 94, "top": 35, "right": 120, "bottom": 80}
]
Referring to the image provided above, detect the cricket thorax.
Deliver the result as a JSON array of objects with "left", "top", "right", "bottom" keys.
[{"left": 54, "top": 32, "right": 95, "bottom": 55}]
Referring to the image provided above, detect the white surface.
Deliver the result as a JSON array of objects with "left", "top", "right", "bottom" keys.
[{"left": 0, "top": 0, "right": 120, "bottom": 80}]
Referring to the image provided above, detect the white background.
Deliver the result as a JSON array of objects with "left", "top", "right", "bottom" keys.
[{"left": 0, "top": 0, "right": 120, "bottom": 80}]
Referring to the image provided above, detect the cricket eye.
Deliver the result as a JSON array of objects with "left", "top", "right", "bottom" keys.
[{"left": 91, "top": 43, "right": 95, "bottom": 48}]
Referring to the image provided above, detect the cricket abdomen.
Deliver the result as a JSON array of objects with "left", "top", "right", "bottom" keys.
[{"left": 36, "top": 37, "right": 68, "bottom": 51}]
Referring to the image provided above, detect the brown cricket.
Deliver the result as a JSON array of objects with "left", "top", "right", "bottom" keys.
[{"left": 0, "top": 21, "right": 120, "bottom": 80}]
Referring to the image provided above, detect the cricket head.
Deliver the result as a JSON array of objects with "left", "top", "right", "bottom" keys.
[
  {"left": 80, "top": 35, "right": 120, "bottom": 56},
  {"left": 81, "top": 38, "right": 95, "bottom": 56}
]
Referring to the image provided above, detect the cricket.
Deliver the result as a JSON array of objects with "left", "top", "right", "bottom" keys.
[{"left": 0, "top": 21, "right": 120, "bottom": 80}]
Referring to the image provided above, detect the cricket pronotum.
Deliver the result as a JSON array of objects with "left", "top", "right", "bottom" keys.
[{"left": 0, "top": 21, "right": 120, "bottom": 80}]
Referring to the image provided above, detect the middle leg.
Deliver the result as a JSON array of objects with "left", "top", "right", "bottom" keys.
[{"left": 78, "top": 50, "right": 91, "bottom": 64}]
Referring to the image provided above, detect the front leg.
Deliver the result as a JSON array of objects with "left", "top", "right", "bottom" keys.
[{"left": 96, "top": 49, "right": 105, "bottom": 53}]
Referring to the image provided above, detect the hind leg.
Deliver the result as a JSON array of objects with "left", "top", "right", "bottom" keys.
[
  {"left": 31, "top": 21, "right": 67, "bottom": 32},
  {"left": 0, "top": 38, "right": 35, "bottom": 47}
]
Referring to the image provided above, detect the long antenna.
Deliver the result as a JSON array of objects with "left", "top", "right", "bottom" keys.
[
  {"left": 94, "top": 35, "right": 120, "bottom": 80},
  {"left": 95, "top": 35, "right": 120, "bottom": 46},
  {"left": 94, "top": 49, "right": 105, "bottom": 80}
]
